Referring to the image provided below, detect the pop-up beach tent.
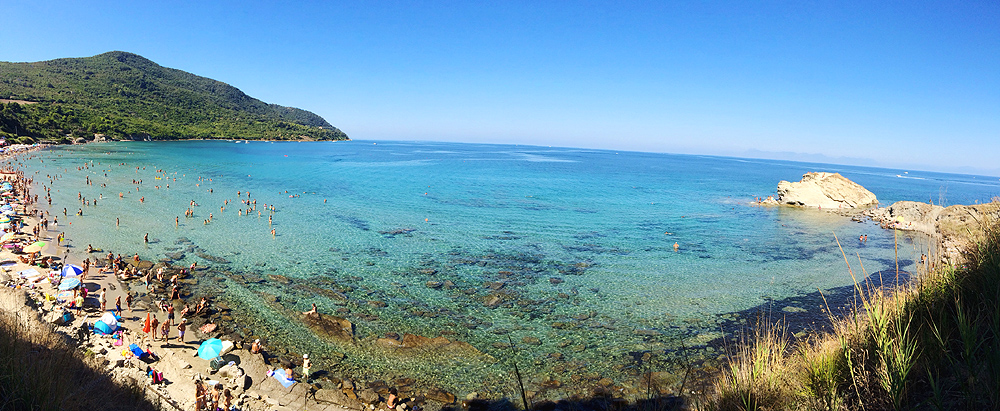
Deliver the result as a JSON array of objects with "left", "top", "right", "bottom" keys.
[{"left": 94, "top": 312, "right": 120, "bottom": 335}]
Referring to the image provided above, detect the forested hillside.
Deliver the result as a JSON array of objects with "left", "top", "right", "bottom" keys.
[{"left": 0, "top": 51, "right": 347, "bottom": 143}]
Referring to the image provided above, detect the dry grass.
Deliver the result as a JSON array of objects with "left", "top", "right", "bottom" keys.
[
  {"left": 0, "top": 290, "right": 160, "bottom": 411},
  {"left": 703, "top": 218, "right": 1000, "bottom": 411}
]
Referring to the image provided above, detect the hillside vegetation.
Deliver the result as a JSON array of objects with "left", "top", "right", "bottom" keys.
[
  {"left": 0, "top": 51, "right": 347, "bottom": 142},
  {"left": 707, "top": 215, "right": 1000, "bottom": 411}
]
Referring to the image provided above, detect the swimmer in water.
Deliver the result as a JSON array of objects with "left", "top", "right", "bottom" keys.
[{"left": 673, "top": 242, "right": 679, "bottom": 251}]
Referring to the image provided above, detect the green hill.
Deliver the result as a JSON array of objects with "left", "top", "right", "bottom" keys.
[{"left": 0, "top": 51, "right": 348, "bottom": 143}]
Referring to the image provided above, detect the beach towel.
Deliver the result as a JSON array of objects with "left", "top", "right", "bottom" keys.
[
  {"left": 18, "top": 268, "right": 39, "bottom": 279},
  {"left": 267, "top": 368, "right": 295, "bottom": 388},
  {"left": 129, "top": 343, "right": 145, "bottom": 358}
]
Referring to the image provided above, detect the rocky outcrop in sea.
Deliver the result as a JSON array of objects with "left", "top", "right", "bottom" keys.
[{"left": 769, "top": 172, "right": 879, "bottom": 209}]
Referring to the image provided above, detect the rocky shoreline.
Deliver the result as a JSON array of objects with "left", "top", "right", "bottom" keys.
[{"left": 756, "top": 171, "right": 1000, "bottom": 264}]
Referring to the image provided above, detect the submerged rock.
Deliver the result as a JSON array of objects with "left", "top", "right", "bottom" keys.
[
  {"left": 301, "top": 312, "right": 355, "bottom": 343},
  {"left": 374, "top": 333, "right": 484, "bottom": 358}
]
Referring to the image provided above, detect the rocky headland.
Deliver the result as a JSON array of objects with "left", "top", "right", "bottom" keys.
[
  {"left": 758, "top": 171, "right": 1000, "bottom": 263},
  {"left": 865, "top": 200, "right": 1000, "bottom": 262},
  {"left": 761, "top": 172, "right": 878, "bottom": 209}
]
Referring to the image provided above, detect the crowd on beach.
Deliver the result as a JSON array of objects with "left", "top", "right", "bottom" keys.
[{"left": 0, "top": 145, "right": 361, "bottom": 411}]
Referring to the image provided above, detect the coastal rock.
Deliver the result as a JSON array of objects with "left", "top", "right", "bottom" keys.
[
  {"left": 357, "top": 388, "right": 380, "bottom": 404},
  {"left": 425, "top": 388, "right": 456, "bottom": 404},
  {"left": 865, "top": 199, "right": 1000, "bottom": 261},
  {"left": 301, "top": 312, "right": 355, "bottom": 343},
  {"left": 774, "top": 172, "right": 877, "bottom": 209},
  {"left": 315, "top": 388, "right": 362, "bottom": 409}
]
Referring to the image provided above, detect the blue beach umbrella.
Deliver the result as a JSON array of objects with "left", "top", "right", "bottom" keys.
[
  {"left": 61, "top": 264, "right": 84, "bottom": 277},
  {"left": 197, "top": 338, "right": 224, "bottom": 360},
  {"left": 0, "top": 205, "right": 12, "bottom": 211},
  {"left": 58, "top": 277, "right": 81, "bottom": 290}
]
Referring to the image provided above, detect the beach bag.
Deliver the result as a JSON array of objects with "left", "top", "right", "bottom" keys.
[
  {"left": 149, "top": 369, "right": 164, "bottom": 384},
  {"left": 113, "top": 338, "right": 123, "bottom": 346},
  {"left": 210, "top": 356, "right": 226, "bottom": 371}
]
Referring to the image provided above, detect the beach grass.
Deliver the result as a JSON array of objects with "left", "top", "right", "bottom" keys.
[
  {"left": 702, "top": 218, "right": 1000, "bottom": 410},
  {"left": 0, "top": 295, "right": 160, "bottom": 411}
]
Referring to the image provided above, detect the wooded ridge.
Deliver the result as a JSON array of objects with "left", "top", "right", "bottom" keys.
[{"left": 0, "top": 51, "right": 347, "bottom": 143}]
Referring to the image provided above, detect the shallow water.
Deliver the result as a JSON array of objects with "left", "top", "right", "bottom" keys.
[{"left": 15, "top": 141, "right": 1000, "bottom": 398}]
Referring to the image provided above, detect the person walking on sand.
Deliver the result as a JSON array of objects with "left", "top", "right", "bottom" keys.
[
  {"left": 150, "top": 316, "right": 159, "bottom": 341},
  {"left": 167, "top": 304, "right": 175, "bottom": 326},
  {"left": 115, "top": 295, "right": 122, "bottom": 316},
  {"left": 160, "top": 318, "right": 170, "bottom": 341},
  {"left": 125, "top": 292, "right": 134, "bottom": 313},
  {"left": 176, "top": 318, "right": 187, "bottom": 343},
  {"left": 99, "top": 289, "right": 107, "bottom": 311}
]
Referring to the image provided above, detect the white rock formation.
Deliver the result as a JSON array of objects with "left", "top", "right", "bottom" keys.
[{"left": 776, "top": 172, "right": 878, "bottom": 209}]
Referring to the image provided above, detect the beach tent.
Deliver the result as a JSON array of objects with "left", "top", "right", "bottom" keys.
[
  {"left": 58, "top": 277, "right": 81, "bottom": 290},
  {"left": 94, "top": 312, "right": 120, "bottom": 335},
  {"left": 61, "top": 264, "right": 84, "bottom": 277},
  {"left": 197, "top": 338, "right": 224, "bottom": 360}
]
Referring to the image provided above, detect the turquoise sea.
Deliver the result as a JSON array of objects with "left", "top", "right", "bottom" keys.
[{"left": 15, "top": 140, "right": 1000, "bottom": 398}]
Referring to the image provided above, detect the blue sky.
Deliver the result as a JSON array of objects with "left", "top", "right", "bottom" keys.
[{"left": 3, "top": 1, "right": 998, "bottom": 174}]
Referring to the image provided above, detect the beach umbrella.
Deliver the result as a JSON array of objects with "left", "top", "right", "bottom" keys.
[
  {"left": 142, "top": 313, "right": 152, "bottom": 334},
  {"left": 61, "top": 264, "right": 84, "bottom": 277},
  {"left": 0, "top": 205, "right": 11, "bottom": 211},
  {"left": 0, "top": 218, "right": 10, "bottom": 224},
  {"left": 0, "top": 232, "right": 14, "bottom": 243},
  {"left": 23, "top": 241, "right": 45, "bottom": 254},
  {"left": 197, "top": 338, "right": 224, "bottom": 360},
  {"left": 58, "top": 277, "right": 81, "bottom": 290}
]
